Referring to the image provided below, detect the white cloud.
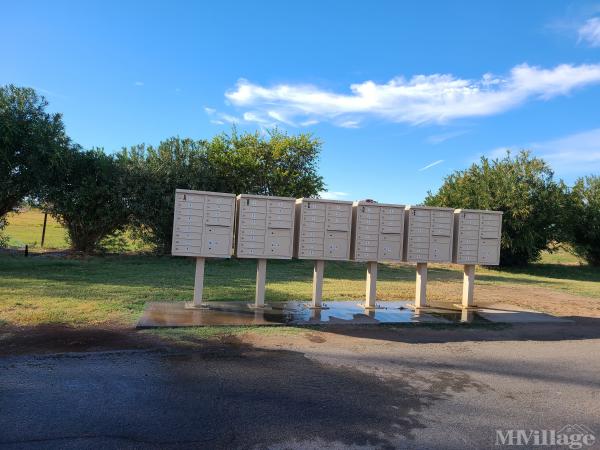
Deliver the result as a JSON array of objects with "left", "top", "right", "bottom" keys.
[
  {"left": 204, "top": 107, "right": 216, "bottom": 115},
  {"left": 134, "top": 81, "right": 144, "bottom": 86},
  {"left": 223, "top": 63, "right": 600, "bottom": 127},
  {"left": 319, "top": 191, "right": 349, "bottom": 200},
  {"left": 418, "top": 159, "right": 444, "bottom": 171},
  {"left": 486, "top": 128, "right": 600, "bottom": 175},
  {"left": 578, "top": 17, "right": 600, "bottom": 47},
  {"left": 210, "top": 119, "right": 225, "bottom": 125}
]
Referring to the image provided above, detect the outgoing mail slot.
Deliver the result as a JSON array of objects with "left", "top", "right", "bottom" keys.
[{"left": 206, "top": 217, "right": 233, "bottom": 227}]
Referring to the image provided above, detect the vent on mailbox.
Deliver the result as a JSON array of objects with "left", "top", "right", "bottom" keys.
[
  {"left": 453, "top": 209, "right": 503, "bottom": 266},
  {"left": 235, "top": 194, "right": 296, "bottom": 260},
  {"left": 351, "top": 201, "right": 406, "bottom": 262},
  {"left": 404, "top": 205, "right": 455, "bottom": 263}
]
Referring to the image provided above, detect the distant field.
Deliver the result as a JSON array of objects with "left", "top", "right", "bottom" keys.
[
  {"left": 5, "top": 208, "right": 68, "bottom": 249},
  {"left": 4, "top": 208, "right": 149, "bottom": 252}
]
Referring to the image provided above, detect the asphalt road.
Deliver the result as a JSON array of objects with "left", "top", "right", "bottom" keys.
[{"left": 1, "top": 323, "right": 599, "bottom": 449}]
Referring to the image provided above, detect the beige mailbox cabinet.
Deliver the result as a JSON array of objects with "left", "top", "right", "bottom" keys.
[
  {"left": 453, "top": 209, "right": 503, "bottom": 265},
  {"left": 235, "top": 194, "right": 295, "bottom": 259},
  {"left": 351, "top": 201, "right": 405, "bottom": 262},
  {"left": 172, "top": 189, "right": 236, "bottom": 258},
  {"left": 294, "top": 198, "right": 353, "bottom": 260},
  {"left": 404, "top": 206, "right": 455, "bottom": 263}
]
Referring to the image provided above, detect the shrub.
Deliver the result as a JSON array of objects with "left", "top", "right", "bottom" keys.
[
  {"left": 42, "top": 147, "right": 129, "bottom": 253},
  {"left": 119, "top": 129, "right": 324, "bottom": 253},
  {"left": 425, "top": 150, "right": 568, "bottom": 266},
  {"left": 566, "top": 176, "right": 600, "bottom": 266}
]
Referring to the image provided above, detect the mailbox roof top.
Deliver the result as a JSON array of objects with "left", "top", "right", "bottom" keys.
[
  {"left": 455, "top": 208, "right": 503, "bottom": 215},
  {"left": 236, "top": 194, "right": 296, "bottom": 201},
  {"left": 353, "top": 200, "right": 406, "bottom": 208},
  {"left": 405, "top": 205, "right": 454, "bottom": 211},
  {"left": 175, "top": 189, "right": 235, "bottom": 198},
  {"left": 296, "top": 197, "right": 354, "bottom": 205}
]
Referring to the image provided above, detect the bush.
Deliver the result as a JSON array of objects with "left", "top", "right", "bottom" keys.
[
  {"left": 42, "top": 147, "right": 129, "bottom": 253},
  {"left": 425, "top": 150, "right": 567, "bottom": 266},
  {"left": 566, "top": 176, "right": 600, "bottom": 266},
  {"left": 119, "top": 129, "right": 324, "bottom": 253},
  {"left": 0, "top": 85, "right": 70, "bottom": 230}
]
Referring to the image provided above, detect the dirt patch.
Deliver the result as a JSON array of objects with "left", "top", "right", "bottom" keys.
[{"left": 460, "top": 284, "right": 600, "bottom": 318}]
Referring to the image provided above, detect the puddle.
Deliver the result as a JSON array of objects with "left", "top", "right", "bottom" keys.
[{"left": 137, "top": 301, "right": 495, "bottom": 328}]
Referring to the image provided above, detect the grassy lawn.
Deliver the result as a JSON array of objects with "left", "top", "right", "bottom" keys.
[
  {"left": 1, "top": 208, "right": 598, "bottom": 329},
  {"left": 0, "top": 252, "right": 598, "bottom": 328}
]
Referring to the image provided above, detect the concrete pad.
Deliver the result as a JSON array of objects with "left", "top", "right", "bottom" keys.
[{"left": 477, "top": 308, "right": 574, "bottom": 323}]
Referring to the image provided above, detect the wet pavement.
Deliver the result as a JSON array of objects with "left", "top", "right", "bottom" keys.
[{"left": 136, "top": 300, "right": 571, "bottom": 328}]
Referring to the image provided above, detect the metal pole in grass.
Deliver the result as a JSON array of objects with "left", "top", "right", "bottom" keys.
[{"left": 41, "top": 212, "right": 48, "bottom": 248}]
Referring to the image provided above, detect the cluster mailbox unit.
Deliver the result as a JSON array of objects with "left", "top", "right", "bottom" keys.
[
  {"left": 351, "top": 201, "right": 405, "bottom": 308},
  {"left": 171, "top": 189, "right": 236, "bottom": 307},
  {"left": 171, "top": 189, "right": 503, "bottom": 312},
  {"left": 404, "top": 205, "right": 455, "bottom": 308},
  {"left": 294, "top": 198, "right": 353, "bottom": 308},
  {"left": 453, "top": 209, "right": 503, "bottom": 307},
  {"left": 235, "top": 194, "right": 296, "bottom": 308}
]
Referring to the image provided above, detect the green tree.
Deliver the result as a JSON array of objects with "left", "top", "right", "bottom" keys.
[
  {"left": 0, "top": 85, "right": 69, "bottom": 217},
  {"left": 425, "top": 150, "right": 567, "bottom": 266},
  {"left": 119, "top": 129, "right": 325, "bottom": 253},
  {"left": 118, "top": 137, "right": 214, "bottom": 254},
  {"left": 42, "top": 147, "right": 129, "bottom": 253},
  {"left": 566, "top": 176, "right": 600, "bottom": 265}
]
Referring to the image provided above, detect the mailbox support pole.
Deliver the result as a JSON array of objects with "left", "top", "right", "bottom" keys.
[
  {"left": 255, "top": 258, "right": 267, "bottom": 308},
  {"left": 311, "top": 260, "right": 325, "bottom": 308},
  {"left": 365, "top": 261, "right": 378, "bottom": 309},
  {"left": 192, "top": 257, "right": 206, "bottom": 307},
  {"left": 462, "top": 264, "right": 476, "bottom": 308},
  {"left": 415, "top": 262, "right": 428, "bottom": 309}
]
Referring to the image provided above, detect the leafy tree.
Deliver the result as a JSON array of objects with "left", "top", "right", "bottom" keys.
[
  {"left": 118, "top": 137, "right": 214, "bottom": 254},
  {"left": 0, "top": 85, "right": 69, "bottom": 217},
  {"left": 425, "top": 150, "right": 567, "bottom": 266},
  {"left": 206, "top": 128, "right": 325, "bottom": 197},
  {"left": 566, "top": 176, "right": 600, "bottom": 265},
  {"left": 119, "top": 129, "right": 325, "bottom": 253},
  {"left": 42, "top": 147, "right": 129, "bottom": 253}
]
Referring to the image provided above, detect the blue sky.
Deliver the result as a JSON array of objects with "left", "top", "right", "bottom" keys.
[{"left": 2, "top": 1, "right": 600, "bottom": 203}]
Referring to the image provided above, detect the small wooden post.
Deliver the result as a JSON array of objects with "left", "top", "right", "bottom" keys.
[
  {"left": 255, "top": 258, "right": 267, "bottom": 308},
  {"left": 365, "top": 261, "right": 378, "bottom": 309},
  {"left": 41, "top": 213, "right": 48, "bottom": 248},
  {"left": 192, "top": 257, "right": 206, "bottom": 307},
  {"left": 312, "top": 260, "right": 325, "bottom": 308},
  {"left": 462, "top": 264, "right": 476, "bottom": 308},
  {"left": 415, "top": 262, "right": 428, "bottom": 308}
]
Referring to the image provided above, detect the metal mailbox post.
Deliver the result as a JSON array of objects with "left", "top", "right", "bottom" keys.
[
  {"left": 235, "top": 194, "right": 296, "bottom": 308},
  {"left": 350, "top": 201, "right": 406, "bottom": 308},
  {"left": 404, "top": 205, "right": 455, "bottom": 308},
  {"left": 294, "top": 198, "right": 353, "bottom": 308},
  {"left": 453, "top": 209, "right": 503, "bottom": 308},
  {"left": 171, "top": 189, "right": 236, "bottom": 308}
]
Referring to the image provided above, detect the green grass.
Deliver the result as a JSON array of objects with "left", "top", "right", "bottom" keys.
[
  {"left": 5, "top": 208, "right": 68, "bottom": 249},
  {"left": 0, "top": 253, "right": 598, "bottom": 328}
]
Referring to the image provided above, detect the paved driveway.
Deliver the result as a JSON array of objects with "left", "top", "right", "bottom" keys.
[{"left": 1, "top": 322, "right": 599, "bottom": 449}]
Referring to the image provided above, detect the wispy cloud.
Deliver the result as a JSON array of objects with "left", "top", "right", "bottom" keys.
[
  {"left": 485, "top": 128, "right": 600, "bottom": 175},
  {"left": 578, "top": 17, "right": 600, "bottom": 47},
  {"left": 134, "top": 81, "right": 144, "bottom": 87},
  {"left": 221, "top": 63, "right": 600, "bottom": 128},
  {"left": 418, "top": 160, "right": 444, "bottom": 171},
  {"left": 319, "top": 191, "right": 349, "bottom": 200},
  {"left": 426, "top": 130, "right": 468, "bottom": 144}
]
